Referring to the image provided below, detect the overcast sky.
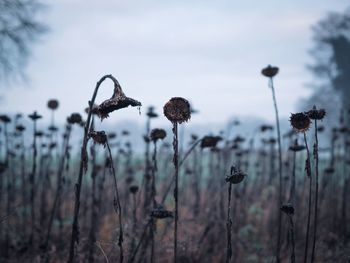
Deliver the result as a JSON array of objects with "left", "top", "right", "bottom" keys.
[{"left": 1, "top": 0, "right": 349, "bottom": 127}]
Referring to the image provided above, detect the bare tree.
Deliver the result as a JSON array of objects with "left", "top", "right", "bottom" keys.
[
  {"left": 302, "top": 7, "right": 350, "bottom": 124},
  {"left": 0, "top": 0, "right": 46, "bottom": 84}
]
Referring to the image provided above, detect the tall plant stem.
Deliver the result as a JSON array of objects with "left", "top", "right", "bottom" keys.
[
  {"left": 289, "top": 139, "right": 297, "bottom": 206},
  {"left": 303, "top": 132, "right": 312, "bottom": 263},
  {"left": 289, "top": 215, "right": 296, "bottom": 263},
  {"left": 226, "top": 182, "right": 233, "bottom": 263},
  {"left": 172, "top": 122, "right": 179, "bottom": 263},
  {"left": 29, "top": 119, "right": 38, "bottom": 245},
  {"left": 311, "top": 120, "right": 319, "bottom": 262},
  {"left": 106, "top": 141, "right": 124, "bottom": 263},
  {"left": 269, "top": 77, "right": 283, "bottom": 263},
  {"left": 68, "top": 74, "right": 121, "bottom": 263},
  {"left": 44, "top": 124, "right": 72, "bottom": 257}
]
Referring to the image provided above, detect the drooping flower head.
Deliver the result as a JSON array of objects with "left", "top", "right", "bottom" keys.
[
  {"left": 96, "top": 81, "right": 141, "bottom": 121},
  {"left": 225, "top": 166, "right": 246, "bottom": 184}
]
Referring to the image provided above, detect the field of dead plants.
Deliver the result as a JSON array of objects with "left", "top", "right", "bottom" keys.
[{"left": 0, "top": 67, "right": 349, "bottom": 263}]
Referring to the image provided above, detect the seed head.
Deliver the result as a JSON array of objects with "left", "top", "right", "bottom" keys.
[
  {"left": 233, "top": 135, "right": 245, "bottom": 144},
  {"left": 0, "top": 115, "right": 11, "bottom": 123},
  {"left": 163, "top": 97, "right": 191, "bottom": 124},
  {"left": 96, "top": 82, "right": 141, "bottom": 121},
  {"left": 16, "top": 124, "right": 26, "bottom": 132},
  {"left": 146, "top": 106, "right": 158, "bottom": 118},
  {"left": 28, "top": 111, "right": 42, "bottom": 121},
  {"left": 306, "top": 105, "right": 326, "bottom": 120},
  {"left": 35, "top": 131, "right": 44, "bottom": 137},
  {"left": 289, "top": 139, "right": 305, "bottom": 152},
  {"left": 260, "top": 124, "right": 274, "bottom": 132},
  {"left": 48, "top": 125, "right": 58, "bottom": 132},
  {"left": 129, "top": 185, "right": 139, "bottom": 194},
  {"left": 150, "top": 206, "right": 174, "bottom": 219},
  {"left": 290, "top": 112, "right": 311, "bottom": 133},
  {"left": 225, "top": 166, "right": 246, "bottom": 184},
  {"left": 150, "top": 128, "right": 167, "bottom": 142},
  {"left": 108, "top": 132, "right": 117, "bottom": 140},
  {"left": 280, "top": 203, "right": 294, "bottom": 215},
  {"left": 89, "top": 131, "right": 107, "bottom": 146},
  {"left": 67, "top": 113, "right": 82, "bottom": 125},
  {"left": 261, "top": 65, "right": 279, "bottom": 78},
  {"left": 47, "top": 99, "right": 59, "bottom": 110},
  {"left": 201, "top": 135, "right": 222, "bottom": 148}
]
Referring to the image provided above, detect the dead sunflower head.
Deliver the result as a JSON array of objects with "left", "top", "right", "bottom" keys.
[
  {"left": 163, "top": 97, "right": 191, "bottom": 124},
  {"left": 150, "top": 128, "right": 167, "bottom": 142},
  {"left": 88, "top": 131, "right": 107, "bottom": 146},
  {"left": 150, "top": 206, "right": 174, "bottom": 219},
  {"left": 280, "top": 203, "right": 294, "bottom": 215},
  {"left": 261, "top": 65, "right": 279, "bottom": 78},
  {"left": 28, "top": 111, "right": 42, "bottom": 121},
  {"left": 67, "top": 113, "right": 82, "bottom": 125},
  {"left": 146, "top": 106, "right": 158, "bottom": 118},
  {"left": 16, "top": 124, "right": 26, "bottom": 132},
  {"left": 306, "top": 105, "right": 326, "bottom": 120},
  {"left": 200, "top": 135, "right": 222, "bottom": 149},
  {"left": 225, "top": 166, "right": 246, "bottom": 184},
  {"left": 260, "top": 124, "right": 274, "bottom": 132},
  {"left": 289, "top": 139, "right": 305, "bottom": 152},
  {"left": 233, "top": 135, "right": 245, "bottom": 144},
  {"left": 96, "top": 82, "right": 141, "bottom": 121},
  {"left": 129, "top": 185, "right": 139, "bottom": 194},
  {"left": 0, "top": 115, "right": 11, "bottom": 123},
  {"left": 290, "top": 112, "right": 311, "bottom": 133},
  {"left": 47, "top": 99, "right": 59, "bottom": 110}
]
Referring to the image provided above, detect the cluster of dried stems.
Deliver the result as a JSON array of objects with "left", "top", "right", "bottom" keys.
[{"left": 0, "top": 70, "right": 349, "bottom": 263}]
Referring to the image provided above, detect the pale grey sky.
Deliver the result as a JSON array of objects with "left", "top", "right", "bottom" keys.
[{"left": 1, "top": 0, "right": 349, "bottom": 127}]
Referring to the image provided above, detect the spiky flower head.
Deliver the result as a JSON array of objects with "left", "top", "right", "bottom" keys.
[
  {"left": 261, "top": 65, "right": 279, "bottom": 78},
  {"left": 290, "top": 112, "right": 311, "bottom": 133},
  {"left": 163, "top": 97, "right": 191, "bottom": 124},
  {"left": 306, "top": 105, "right": 326, "bottom": 120},
  {"left": 96, "top": 81, "right": 141, "bottom": 121},
  {"left": 47, "top": 99, "right": 59, "bottom": 110}
]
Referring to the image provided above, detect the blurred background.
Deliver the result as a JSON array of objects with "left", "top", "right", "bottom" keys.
[{"left": 0, "top": 0, "right": 349, "bottom": 135}]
